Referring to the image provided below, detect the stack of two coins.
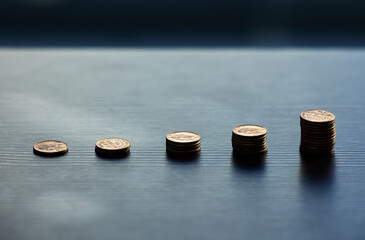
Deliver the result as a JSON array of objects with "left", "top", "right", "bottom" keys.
[
  {"left": 166, "top": 131, "right": 201, "bottom": 155},
  {"left": 300, "top": 110, "right": 336, "bottom": 155},
  {"left": 232, "top": 125, "right": 268, "bottom": 155}
]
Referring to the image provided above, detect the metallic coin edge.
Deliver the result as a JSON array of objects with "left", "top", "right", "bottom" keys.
[
  {"left": 232, "top": 124, "right": 267, "bottom": 137},
  {"left": 166, "top": 131, "right": 201, "bottom": 144},
  {"left": 33, "top": 140, "right": 69, "bottom": 156},
  {"left": 300, "top": 110, "right": 336, "bottom": 123},
  {"left": 95, "top": 138, "right": 130, "bottom": 151}
]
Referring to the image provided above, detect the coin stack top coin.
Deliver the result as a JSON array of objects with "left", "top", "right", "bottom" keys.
[
  {"left": 95, "top": 138, "right": 130, "bottom": 157},
  {"left": 300, "top": 110, "right": 336, "bottom": 155},
  {"left": 232, "top": 125, "right": 268, "bottom": 155},
  {"left": 33, "top": 140, "right": 68, "bottom": 157},
  {"left": 166, "top": 131, "right": 201, "bottom": 154}
]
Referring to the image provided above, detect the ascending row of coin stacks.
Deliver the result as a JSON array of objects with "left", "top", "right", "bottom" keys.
[
  {"left": 300, "top": 110, "right": 336, "bottom": 155},
  {"left": 232, "top": 125, "right": 268, "bottom": 155},
  {"left": 32, "top": 109, "right": 336, "bottom": 158}
]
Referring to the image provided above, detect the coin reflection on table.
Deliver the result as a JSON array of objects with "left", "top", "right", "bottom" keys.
[
  {"left": 95, "top": 138, "right": 130, "bottom": 158},
  {"left": 33, "top": 140, "right": 68, "bottom": 157}
]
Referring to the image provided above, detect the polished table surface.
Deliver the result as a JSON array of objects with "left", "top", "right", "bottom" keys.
[{"left": 0, "top": 48, "right": 364, "bottom": 240}]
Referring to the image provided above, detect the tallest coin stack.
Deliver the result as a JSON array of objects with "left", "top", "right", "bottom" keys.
[{"left": 300, "top": 110, "right": 336, "bottom": 155}]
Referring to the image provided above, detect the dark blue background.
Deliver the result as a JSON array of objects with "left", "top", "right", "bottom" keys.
[
  {"left": 0, "top": 0, "right": 365, "bottom": 47},
  {"left": 1, "top": 0, "right": 364, "bottom": 28}
]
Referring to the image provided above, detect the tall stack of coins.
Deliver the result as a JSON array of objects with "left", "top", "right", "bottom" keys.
[
  {"left": 95, "top": 138, "right": 130, "bottom": 157},
  {"left": 232, "top": 125, "right": 268, "bottom": 155},
  {"left": 300, "top": 110, "right": 336, "bottom": 155},
  {"left": 166, "top": 131, "right": 201, "bottom": 154}
]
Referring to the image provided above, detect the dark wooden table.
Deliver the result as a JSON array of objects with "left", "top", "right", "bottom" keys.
[{"left": 0, "top": 48, "right": 364, "bottom": 240}]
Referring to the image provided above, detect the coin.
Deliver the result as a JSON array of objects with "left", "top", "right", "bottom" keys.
[
  {"left": 166, "top": 131, "right": 201, "bottom": 154},
  {"left": 33, "top": 140, "right": 68, "bottom": 156},
  {"left": 95, "top": 138, "right": 130, "bottom": 157},
  {"left": 166, "top": 131, "right": 201, "bottom": 144},
  {"left": 233, "top": 125, "right": 267, "bottom": 138},
  {"left": 300, "top": 110, "right": 336, "bottom": 155},
  {"left": 166, "top": 142, "right": 201, "bottom": 150},
  {"left": 300, "top": 110, "right": 335, "bottom": 123},
  {"left": 232, "top": 124, "right": 268, "bottom": 155},
  {"left": 300, "top": 146, "right": 334, "bottom": 155},
  {"left": 166, "top": 146, "right": 201, "bottom": 154}
]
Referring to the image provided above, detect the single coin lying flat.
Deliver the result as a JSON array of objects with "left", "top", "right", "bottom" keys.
[
  {"left": 33, "top": 140, "right": 68, "bottom": 157},
  {"left": 166, "top": 131, "right": 201, "bottom": 144},
  {"left": 232, "top": 125, "right": 267, "bottom": 138},
  {"left": 95, "top": 137, "right": 130, "bottom": 157},
  {"left": 300, "top": 109, "right": 335, "bottom": 123}
]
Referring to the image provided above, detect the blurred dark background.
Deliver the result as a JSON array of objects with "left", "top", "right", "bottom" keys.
[{"left": 0, "top": 0, "right": 365, "bottom": 46}]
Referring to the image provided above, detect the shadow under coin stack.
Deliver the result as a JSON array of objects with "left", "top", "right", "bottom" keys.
[
  {"left": 232, "top": 125, "right": 268, "bottom": 155},
  {"left": 300, "top": 110, "right": 336, "bottom": 155},
  {"left": 166, "top": 131, "right": 201, "bottom": 155}
]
